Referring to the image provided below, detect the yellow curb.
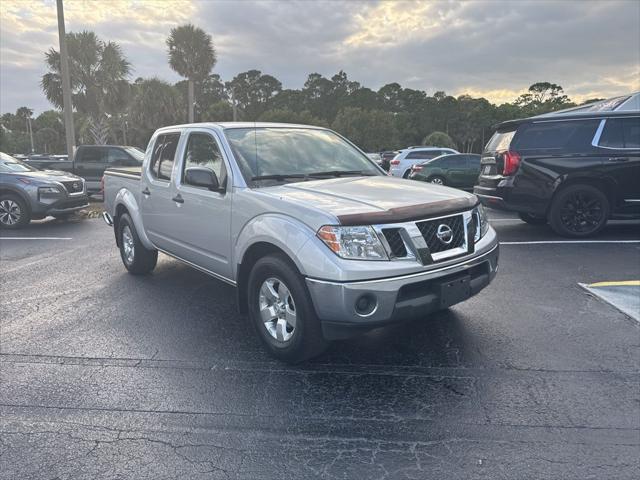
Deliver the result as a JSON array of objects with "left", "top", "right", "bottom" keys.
[{"left": 588, "top": 280, "right": 640, "bottom": 287}]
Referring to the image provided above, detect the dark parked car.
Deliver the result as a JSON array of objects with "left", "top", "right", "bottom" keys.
[
  {"left": 474, "top": 93, "right": 640, "bottom": 237},
  {"left": 0, "top": 152, "right": 88, "bottom": 228},
  {"left": 378, "top": 151, "right": 399, "bottom": 171},
  {"left": 409, "top": 153, "right": 481, "bottom": 190},
  {"left": 24, "top": 145, "right": 144, "bottom": 192}
]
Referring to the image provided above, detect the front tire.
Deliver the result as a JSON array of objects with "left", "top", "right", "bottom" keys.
[
  {"left": 518, "top": 212, "right": 547, "bottom": 225},
  {"left": 548, "top": 184, "right": 609, "bottom": 237},
  {"left": 117, "top": 213, "right": 158, "bottom": 274},
  {"left": 248, "top": 254, "right": 327, "bottom": 363},
  {"left": 0, "top": 194, "right": 30, "bottom": 229}
]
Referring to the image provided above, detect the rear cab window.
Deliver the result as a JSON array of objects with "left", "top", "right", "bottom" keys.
[{"left": 149, "top": 133, "right": 181, "bottom": 181}]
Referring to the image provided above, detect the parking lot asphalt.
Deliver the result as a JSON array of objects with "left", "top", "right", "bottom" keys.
[{"left": 1, "top": 211, "right": 639, "bottom": 479}]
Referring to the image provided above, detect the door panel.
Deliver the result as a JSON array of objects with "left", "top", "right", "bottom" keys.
[
  {"left": 171, "top": 130, "right": 232, "bottom": 278},
  {"left": 140, "top": 132, "right": 182, "bottom": 252}
]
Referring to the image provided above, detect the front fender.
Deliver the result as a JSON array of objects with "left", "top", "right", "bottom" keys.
[
  {"left": 114, "top": 188, "right": 154, "bottom": 250},
  {"left": 234, "top": 213, "right": 318, "bottom": 277}
]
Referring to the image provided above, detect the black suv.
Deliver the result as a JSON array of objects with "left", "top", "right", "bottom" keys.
[{"left": 474, "top": 94, "right": 640, "bottom": 237}]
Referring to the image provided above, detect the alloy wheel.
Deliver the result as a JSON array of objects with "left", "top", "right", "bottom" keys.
[
  {"left": 258, "top": 277, "right": 297, "bottom": 342},
  {"left": 0, "top": 199, "right": 21, "bottom": 226},
  {"left": 559, "top": 191, "right": 604, "bottom": 234},
  {"left": 122, "top": 225, "right": 135, "bottom": 264},
  {"left": 430, "top": 177, "right": 444, "bottom": 185}
]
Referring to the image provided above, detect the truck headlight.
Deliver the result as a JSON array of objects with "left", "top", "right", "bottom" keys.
[
  {"left": 474, "top": 204, "right": 489, "bottom": 241},
  {"left": 317, "top": 225, "right": 388, "bottom": 260}
]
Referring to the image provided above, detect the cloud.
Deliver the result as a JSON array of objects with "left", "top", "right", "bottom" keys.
[{"left": 1, "top": 0, "right": 638, "bottom": 114}]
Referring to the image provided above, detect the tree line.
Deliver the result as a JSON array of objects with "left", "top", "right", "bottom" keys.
[{"left": 1, "top": 25, "right": 602, "bottom": 156}]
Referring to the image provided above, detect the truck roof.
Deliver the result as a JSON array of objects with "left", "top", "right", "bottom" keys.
[{"left": 155, "top": 122, "right": 328, "bottom": 133}]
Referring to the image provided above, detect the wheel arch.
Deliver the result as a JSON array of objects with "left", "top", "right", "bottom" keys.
[
  {"left": 112, "top": 188, "right": 154, "bottom": 249},
  {"left": 548, "top": 175, "right": 614, "bottom": 215}
]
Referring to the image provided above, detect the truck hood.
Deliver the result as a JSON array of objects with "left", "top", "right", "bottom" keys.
[{"left": 259, "top": 176, "right": 478, "bottom": 225}]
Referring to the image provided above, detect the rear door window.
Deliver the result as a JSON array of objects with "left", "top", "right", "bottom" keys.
[
  {"left": 78, "top": 147, "right": 107, "bottom": 163},
  {"left": 406, "top": 151, "right": 438, "bottom": 160},
  {"left": 150, "top": 133, "right": 181, "bottom": 181},
  {"left": 514, "top": 120, "right": 600, "bottom": 150},
  {"left": 108, "top": 148, "right": 132, "bottom": 165},
  {"left": 599, "top": 117, "right": 640, "bottom": 149}
]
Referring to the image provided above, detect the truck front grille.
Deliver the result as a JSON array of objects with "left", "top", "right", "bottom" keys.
[{"left": 416, "top": 215, "right": 465, "bottom": 253}]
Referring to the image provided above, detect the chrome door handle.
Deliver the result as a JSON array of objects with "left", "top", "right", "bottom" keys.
[
  {"left": 608, "top": 157, "right": 629, "bottom": 162},
  {"left": 142, "top": 187, "right": 151, "bottom": 195},
  {"left": 172, "top": 194, "right": 184, "bottom": 204}
]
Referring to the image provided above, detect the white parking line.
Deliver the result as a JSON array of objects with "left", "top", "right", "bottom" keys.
[
  {"left": 0, "top": 237, "right": 72, "bottom": 240},
  {"left": 500, "top": 240, "right": 640, "bottom": 245}
]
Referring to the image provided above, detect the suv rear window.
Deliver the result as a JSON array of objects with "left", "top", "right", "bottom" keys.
[
  {"left": 485, "top": 130, "right": 515, "bottom": 152},
  {"left": 150, "top": 133, "right": 180, "bottom": 181},
  {"left": 599, "top": 117, "right": 640, "bottom": 149},
  {"left": 513, "top": 120, "right": 600, "bottom": 150}
]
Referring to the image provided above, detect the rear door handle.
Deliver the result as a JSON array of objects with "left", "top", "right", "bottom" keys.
[
  {"left": 172, "top": 194, "right": 184, "bottom": 204},
  {"left": 608, "top": 157, "right": 629, "bottom": 162},
  {"left": 142, "top": 187, "right": 151, "bottom": 196}
]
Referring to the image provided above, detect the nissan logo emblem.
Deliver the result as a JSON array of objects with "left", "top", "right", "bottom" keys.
[
  {"left": 73, "top": 182, "right": 79, "bottom": 190},
  {"left": 436, "top": 224, "right": 454, "bottom": 245}
]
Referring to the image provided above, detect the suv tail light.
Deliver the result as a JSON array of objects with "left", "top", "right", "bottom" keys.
[
  {"left": 390, "top": 159, "right": 400, "bottom": 166},
  {"left": 412, "top": 165, "right": 423, "bottom": 171},
  {"left": 502, "top": 151, "right": 521, "bottom": 176}
]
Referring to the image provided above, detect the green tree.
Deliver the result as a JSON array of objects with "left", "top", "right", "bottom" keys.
[
  {"left": 41, "top": 31, "right": 130, "bottom": 144},
  {"left": 128, "top": 78, "right": 184, "bottom": 147},
  {"left": 226, "top": 70, "right": 282, "bottom": 120},
  {"left": 422, "top": 131, "right": 457, "bottom": 150},
  {"left": 167, "top": 24, "right": 216, "bottom": 124},
  {"left": 258, "top": 108, "right": 327, "bottom": 127},
  {"left": 332, "top": 107, "right": 395, "bottom": 152}
]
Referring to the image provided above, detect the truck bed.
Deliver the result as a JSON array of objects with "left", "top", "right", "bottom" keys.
[
  {"left": 104, "top": 166, "right": 142, "bottom": 178},
  {"left": 103, "top": 167, "right": 142, "bottom": 218}
]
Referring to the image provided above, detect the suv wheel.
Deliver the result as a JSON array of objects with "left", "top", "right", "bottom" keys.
[
  {"left": 518, "top": 212, "right": 547, "bottom": 225},
  {"left": 248, "top": 254, "right": 327, "bottom": 363},
  {"left": 117, "top": 213, "right": 158, "bottom": 274},
  {"left": 0, "top": 194, "right": 30, "bottom": 229},
  {"left": 549, "top": 184, "right": 609, "bottom": 237},
  {"left": 428, "top": 176, "right": 446, "bottom": 186}
]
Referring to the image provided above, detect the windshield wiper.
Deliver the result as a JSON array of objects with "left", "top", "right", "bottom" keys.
[
  {"left": 251, "top": 174, "right": 307, "bottom": 181},
  {"left": 307, "top": 170, "right": 372, "bottom": 178}
]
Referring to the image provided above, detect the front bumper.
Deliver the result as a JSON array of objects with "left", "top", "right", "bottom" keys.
[
  {"left": 34, "top": 195, "right": 89, "bottom": 217},
  {"left": 307, "top": 242, "right": 499, "bottom": 340}
]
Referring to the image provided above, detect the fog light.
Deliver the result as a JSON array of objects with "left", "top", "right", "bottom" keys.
[{"left": 355, "top": 294, "right": 377, "bottom": 316}]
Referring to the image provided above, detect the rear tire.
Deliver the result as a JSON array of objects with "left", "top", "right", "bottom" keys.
[
  {"left": 428, "top": 176, "right": 446, "bottom": 186},
  {"left": 248, "top": 254, "right": 328, "bottom": 363},
  {"left": 518, "top": 212, "right": 547, "bottom": 225},
  {"left": 117, "top": 213, "right": 158, "bottom": 274},
  {"left": 402, "top": 169, "right": 411, "bottom": 178},
  {"left": 0, "top": 194, "right": 30, "bottom": 229},
  {"left": 548, "top": 184, "right": 609, "bottom": 237}
]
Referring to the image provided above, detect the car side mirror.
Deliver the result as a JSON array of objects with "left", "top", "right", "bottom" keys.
[{"left": 184, "top": 167, "right": 221, "bottom": 192}]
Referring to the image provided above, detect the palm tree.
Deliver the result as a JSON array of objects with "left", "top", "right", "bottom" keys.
[
  {"left": 166, "top": 24, "right": 216, "bottom": 123},
  {"left": 41, "top": 31, "right": 130, "bottom": 144},
  {"left": 16, "top": 107, "right": 34, "bottom": 152}
]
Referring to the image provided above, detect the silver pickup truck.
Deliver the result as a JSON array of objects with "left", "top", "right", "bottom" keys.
[{"left": 103, "top": 123, "right": 498, "bottom": 362}]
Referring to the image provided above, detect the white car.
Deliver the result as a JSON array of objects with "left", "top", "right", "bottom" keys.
[{"left": 389, "top": 147, "right": 459, "bottom": 178}]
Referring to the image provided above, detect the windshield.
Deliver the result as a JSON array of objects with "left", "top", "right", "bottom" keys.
[
  {"left": 124, "top": 147, "right": 145, "bottom": 162},
  {"left": 224, "top": 127, "right": 382, "bottom": 186},
  {"left": 0, "top": 152, "right": 38, "bottom": 172}
]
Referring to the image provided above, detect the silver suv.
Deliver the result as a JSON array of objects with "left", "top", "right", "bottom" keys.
[
  {"left": 103, "top": 123, "right": 498, "bottom": 362},
  {"left": 389, "top": 147, "right": 458, "bottom": 178}
]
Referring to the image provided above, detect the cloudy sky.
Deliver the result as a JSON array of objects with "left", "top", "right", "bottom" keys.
[{"left": 1, "top": 0, "right": 639, "bottom": 114}]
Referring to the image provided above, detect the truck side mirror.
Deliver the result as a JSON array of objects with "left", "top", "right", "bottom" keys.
[{"left": 184, "top": 167, "right": 221, "bottom": 192}]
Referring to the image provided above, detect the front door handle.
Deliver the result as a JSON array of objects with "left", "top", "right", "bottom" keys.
[
  {"left": 608, "top": 157, "right": 629, "bottom": 162},
  {"left": 142, "top": 187, "right": 151, "bottom": 196},
  {"left": 172, "top": 194, "right": 184, "bottom": 204}
]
